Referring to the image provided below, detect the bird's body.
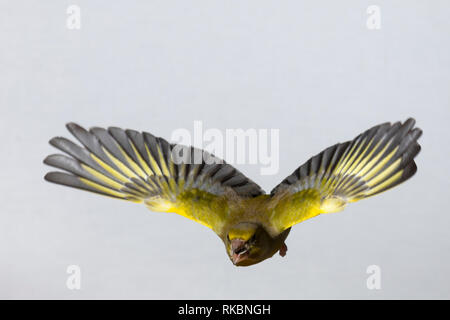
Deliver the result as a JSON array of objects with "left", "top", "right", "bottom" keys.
[
  {"left": 163, "top": 192, "right": 292, "bottom": 265},
  {"left": 44, "top": 118, "right": 422, "bottom": 266}
]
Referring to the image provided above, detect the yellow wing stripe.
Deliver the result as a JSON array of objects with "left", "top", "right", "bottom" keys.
[
  {"left": 117, "top": 145, "right": 147, "bottom": 179},
  {"left": 90, "top": 153, "right": 130, "bottom": 183},
  {"left": 365, "top": 170, "right": 403, "bottom": 196},
  {"left": 79, "top": 177, "right": 137, "bottom": 200},
  {"left": 351, "top": 139, "right": 380, "bottom": 177},
  {"left": 363, "top": 145, "right": 398, "bottom": 181},
  {"left": 103, "top": 147, "right": 139, "bottom": 180},
  {"left": 334, "top": 139, "right": 362, "bottom": 175},
  {"left": 345, "top": 137, "right": 371, "bottom": 177},
  {"left": 367, "top": 157, "right": 402, "bottom": 187},
  {"left": 156, "top": 144, "right": 171, "bottom": 177},
  {"left": 81, "top": 164, "right": 124, "bottom": 190},
  {"left": 145, "top": 144, "right": 163, "bottom": 176},
  {"left": 354, "top": 142, "right": 390, "bottom": 180},
  {"left": 156, "top": 144, "right": 177, "bottom": 192},
  {"left": 129, "top": 140, "right": 154, "bottom": 177}
]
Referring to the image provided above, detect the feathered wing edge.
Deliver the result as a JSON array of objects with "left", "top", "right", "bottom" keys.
[
  {"left": 44, "top": 123, "right": 265, "bottom": 205},
  {"left": 270, "top": 118, "right": 422, "bottom": 224}
]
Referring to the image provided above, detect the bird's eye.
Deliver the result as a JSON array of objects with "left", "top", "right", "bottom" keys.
[{"left": 250, "top": 234, "right": 256, "bottom": 243}]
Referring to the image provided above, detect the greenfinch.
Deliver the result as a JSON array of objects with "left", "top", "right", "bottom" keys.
[{"left": 44, "top": 118, "right": 421, "bottom": 266}]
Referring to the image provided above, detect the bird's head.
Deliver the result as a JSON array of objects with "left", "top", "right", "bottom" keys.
[{"left": 225, "top": 222, "right": 271, "bottom": 266}]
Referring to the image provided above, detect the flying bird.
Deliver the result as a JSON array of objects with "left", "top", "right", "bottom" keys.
[{"left": 44, "top": 118, "right": 422, "bottom": 266}]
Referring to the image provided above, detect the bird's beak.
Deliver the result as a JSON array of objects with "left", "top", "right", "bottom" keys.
[{"left": 231, "top": 238, "right": 249, "bottom": 265}]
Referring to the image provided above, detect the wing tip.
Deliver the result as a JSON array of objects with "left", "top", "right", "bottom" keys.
[
  {"left": 43, "top": 154, "right": 55, "bottom": 165},
  {"left": 44, "top": 171, "right": 61, "bottom": 184},
  {"left": 66, "top": 121, "right": 80, "bottom": 130},
  {"left": 404, "top": 117, "right": 416, "bottom": 126}
]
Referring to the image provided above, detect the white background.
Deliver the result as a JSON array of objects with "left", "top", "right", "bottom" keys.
[{"left": 1, "top": 1, "right": 449, "bottom": 299}]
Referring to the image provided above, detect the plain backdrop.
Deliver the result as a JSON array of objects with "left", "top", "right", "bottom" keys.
[{"left": 1, "top": 1, "right": 449, "bottom": 299}]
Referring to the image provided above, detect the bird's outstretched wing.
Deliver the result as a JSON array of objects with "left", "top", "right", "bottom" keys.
[
  {"left": 44, "top": 123, "right": 264, "bottom": 233},
  {"left": 268, "top": 118, "right": 422, "bottom": 235}
]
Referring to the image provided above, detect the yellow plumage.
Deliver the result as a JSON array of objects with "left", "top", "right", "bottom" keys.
[{"left": 44, "top": 118, "right": 422, "bottom": 266}]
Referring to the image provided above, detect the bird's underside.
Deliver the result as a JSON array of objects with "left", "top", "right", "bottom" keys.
[{"left": 44, "top": 118, "right": 422, "bottom": 266}]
